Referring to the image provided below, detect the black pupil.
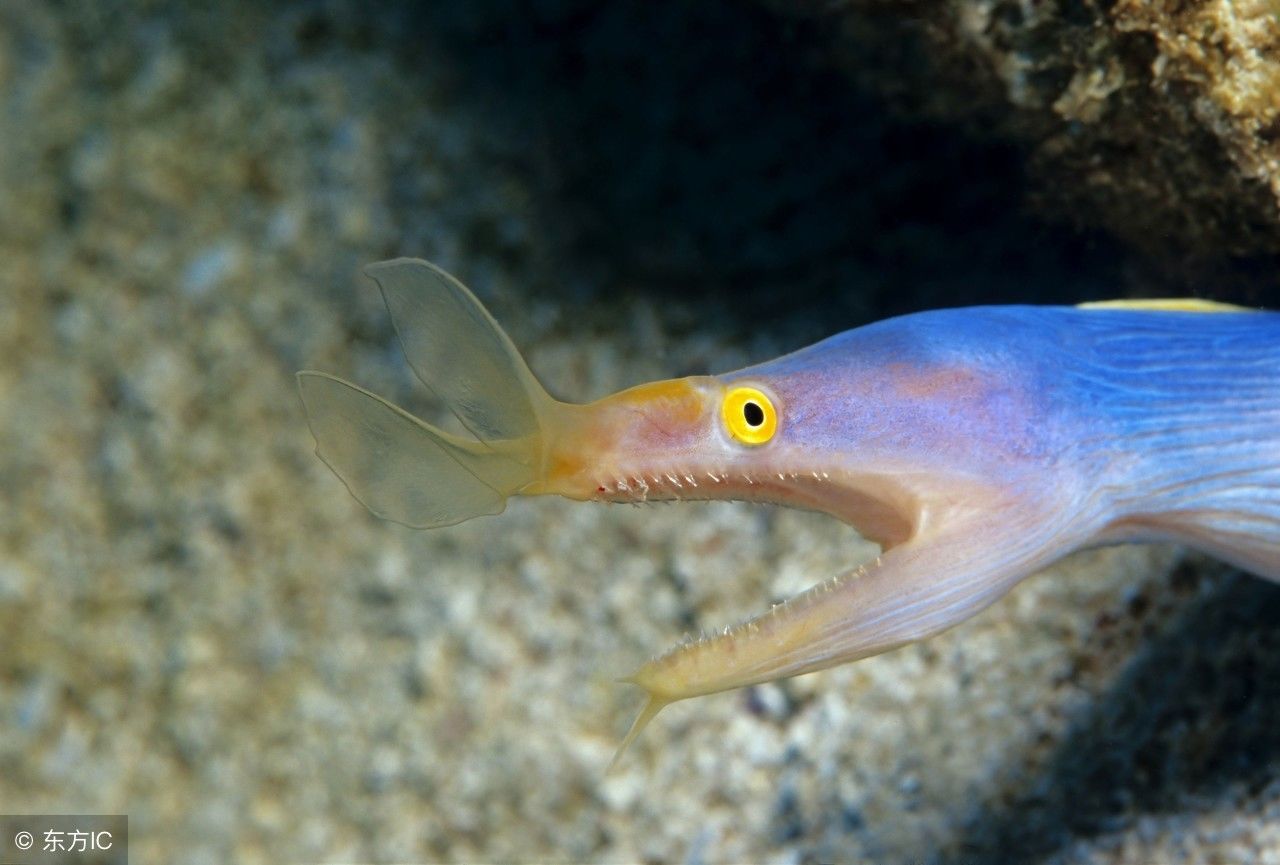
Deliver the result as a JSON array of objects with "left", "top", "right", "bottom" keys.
[{"left": 742, "top": 401, "right": 765, "bottom": 427}]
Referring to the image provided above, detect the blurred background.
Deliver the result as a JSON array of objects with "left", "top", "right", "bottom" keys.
[{"left": 2, "top": 1, "right": 1279, "bottom": 862}]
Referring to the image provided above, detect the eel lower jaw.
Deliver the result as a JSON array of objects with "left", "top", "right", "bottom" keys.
[{"left": 604, "top": 465, "right": 1093, "bottom": 769}]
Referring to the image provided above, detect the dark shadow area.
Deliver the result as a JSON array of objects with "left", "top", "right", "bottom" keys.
[
  {"left": 926, "top": 568, "right": 1280, "bottom": 864},
  {"left": 284, "top": 0, "right": 1278, "bottom": 329},
  {"left": 375, "top": 0, "right": 1128, "bottom": 322}
]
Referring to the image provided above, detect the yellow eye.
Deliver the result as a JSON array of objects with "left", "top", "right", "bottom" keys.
[{"left": 721, "top": 386, "right": 777, "bottom": 445}]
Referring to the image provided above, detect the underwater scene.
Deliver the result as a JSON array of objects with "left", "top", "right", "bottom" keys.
[{"left": 3, "top": 1, "right": 1280, "bottom": 863}]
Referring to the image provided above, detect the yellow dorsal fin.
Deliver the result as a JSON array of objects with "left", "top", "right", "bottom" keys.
[{"left": 1077, "top": 298, "right": 1255, "bottom": 313}]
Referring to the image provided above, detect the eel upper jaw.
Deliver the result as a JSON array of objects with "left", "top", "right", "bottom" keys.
[
  {"left": 588, "top": 460, "right": 923, "bottom": 550},
  {"left": 531, "top": 376, "right": 925, "bottom": 547}
]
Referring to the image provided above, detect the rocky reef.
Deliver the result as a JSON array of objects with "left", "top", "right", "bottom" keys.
[{"left": 767, "top": 0, "right": 1280, "bottom": 260}]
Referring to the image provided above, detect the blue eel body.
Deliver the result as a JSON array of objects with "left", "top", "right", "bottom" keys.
[
  {"left": 730, "top": 306, "right": 1280, "bottom": 580},
  {"left": 299, "top": 259, "right": 1280, "bottom": 756}
]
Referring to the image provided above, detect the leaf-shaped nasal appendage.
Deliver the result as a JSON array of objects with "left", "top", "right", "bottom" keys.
[
  {"left": 365, "top": 259, "right": 552, "bottom": 446},
  {"left": 297, "top": 371, "right": 532, "bottom": 528}
]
